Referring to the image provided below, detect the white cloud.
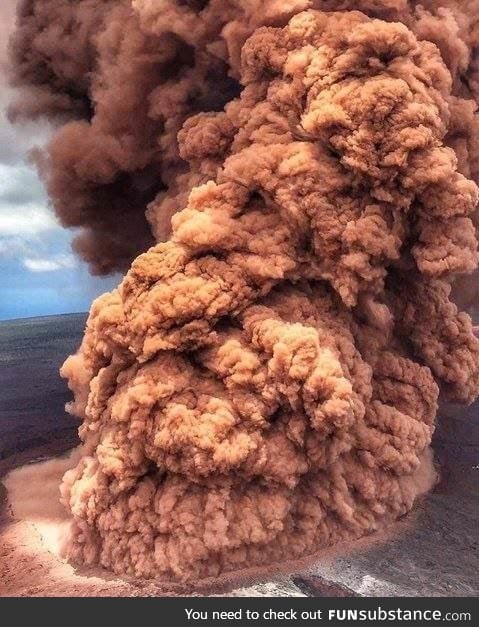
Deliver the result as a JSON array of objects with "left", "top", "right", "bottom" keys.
[
  {"left": 0, "top": 202, "right": 58, "bottom": 236},
  {"left": 0, "top": 235, "right": 32, "bottom": 256},
  {"left": 23, "top": 254, "right": 77, "bottom": 273}
]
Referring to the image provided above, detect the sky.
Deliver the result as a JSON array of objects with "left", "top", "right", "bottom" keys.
[{"left": 0, "top": 2, "right": 119, "bottom": 321}]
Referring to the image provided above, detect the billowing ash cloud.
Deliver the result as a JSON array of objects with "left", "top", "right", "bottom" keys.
[
  {"left": 9, "top": 0, "right": 242, "bottom": 274},
  {"left": 10, "top": 1, "right": 479, "bottom": 580}
]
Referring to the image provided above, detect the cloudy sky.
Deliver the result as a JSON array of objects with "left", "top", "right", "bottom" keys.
[{"left": 0, "top": 2, "right": 118, "bottom": 320}]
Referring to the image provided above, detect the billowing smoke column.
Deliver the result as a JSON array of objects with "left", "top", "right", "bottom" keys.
[{"left": 10, "top": 1, "right": 479, "bottom": 579}]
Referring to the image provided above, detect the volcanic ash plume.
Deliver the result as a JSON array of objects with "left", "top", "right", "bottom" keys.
[{"left": 11, "top": 1, "right": 479, "bottom": 579}]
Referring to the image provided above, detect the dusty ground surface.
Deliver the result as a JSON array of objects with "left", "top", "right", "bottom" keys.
[{"left": 0, "top": 315, "right": 478, "bottom": 597}]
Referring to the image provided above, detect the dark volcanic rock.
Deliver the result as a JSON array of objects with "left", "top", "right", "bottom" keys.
[
  {"left": 0, "top": 314, "right": 85, "bottom": 462},
  {"left": 292, "top": 575, "right": 358, "bottom": 597}
]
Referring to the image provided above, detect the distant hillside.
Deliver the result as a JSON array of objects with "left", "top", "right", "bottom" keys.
[{"left": 0, "top": 313, "right": 86, "bottom": 461}]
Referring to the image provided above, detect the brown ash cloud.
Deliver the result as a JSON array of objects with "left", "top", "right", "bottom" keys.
[{"left": 9, "top": 1, "right": 479, "bottom": 579}]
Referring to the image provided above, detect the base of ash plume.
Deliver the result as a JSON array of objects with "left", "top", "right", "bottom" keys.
[
  {"left": 0, "top": 315, "right": 478, "bottom": 596},
  {"left": 0, "top": 445, "right": 429, "bottom": 597},
  {"left": 0, "top": 427, "right": 477, "bottom": 596},
  {"left": 1, "top": 431, "right": 477, "bottom": 597}
]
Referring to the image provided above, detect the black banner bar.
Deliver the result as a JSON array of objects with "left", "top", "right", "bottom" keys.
[{"left": 1, "top": 596, "right": 478, "bottom": 626}]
